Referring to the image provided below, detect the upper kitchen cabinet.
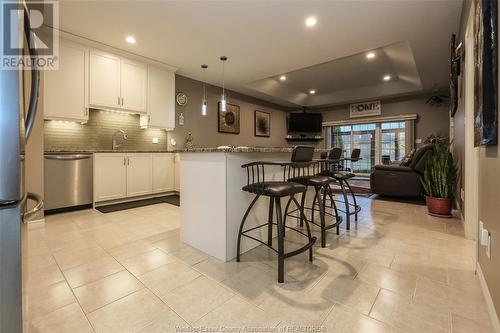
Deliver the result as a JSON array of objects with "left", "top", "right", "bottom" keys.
[
  {"left": 89, "top": 51, "right": 147, "bottom": 113},
  {"left": 140, "top": 66, "right": 176, "bottom": 130},
  {"left": 120, "top": 59, "right": 147, "bottom": 113},
  {"left": 89, "top": 50, "right": 121, "bottom": 109},
  {"left": 44, "top": 41, "right": 89, "bottom": 122}
]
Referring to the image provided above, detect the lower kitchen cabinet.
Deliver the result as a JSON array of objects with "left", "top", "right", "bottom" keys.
[
  {"left": 126, "top": 154, "right": 153, "bottom": 197},
  {"left": 94, "top": 153, "right": 127, "bottom": 202},
  {"left": 95, "top": 152, "right": 176, "bottom": 203},
  {"left": 174, "top": 153, "right": 180, "bottom": 192},
  {"left": 152, "top": 153, "right": 175, "bottom": 193}
]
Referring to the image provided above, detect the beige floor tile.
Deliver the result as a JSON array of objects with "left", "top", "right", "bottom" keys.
[
  {"left": 451, "top": 313, "right": 494, "bottom": 333},
  {"left": 119, "top": 249, "right": 176, "bottom": 276},
  {"left": 413, "top": 276, "right": 489, "bottom": 323},
  {"left": 258, "top": 286, "right": 334, "bottom": 326},
  {"left": 28, "top": 303, "right": 93, "bottom": 333},
  {"left": 161, "top": 276, "right": 234, "bottom": 324},
  {"left": 108, "top": 239, "right": 157, "bottom": 261},
  {"left": 390, "top": 253, "right": 448, "bottom": 284},
  {"left": 23, "top": 262, "right": 65, "bottom": 292},
  {"left": 193, "top": 257, "right": 252, "bottom": 282},
  {"left": 169, "top": 244, "right": 209, "bottom": 266},
  {"left": 196, "top": 296, "right": 279, "bottom": 328},
  {"left": 138, "top": 260, "right": 201, "bottom": 296},
  {"left": 370, "top": 289, "right": 450, "bottom": 333},
  {"left": 74, "top": 270, "right": 144, "bottom": 313},
  {"left": 23, "top": 253, "right": 56, "bottom": 273},
  {"left": 87, "top": 288, "right": 172, "bottom": 333},
  {"left": 357, "top": 263, "right": 417, "bottom": 297},
  {"left": 323, "top": 303, "right": 402, "bottom": 333},
  {"left": 310, "top": 275, "right": 380, "bottom": 315},
  {"left": 151, "top": 234, "right": 186, "bottom": 253},
  {"left": 53, "top": 245, "right": 108, "bottom": 271},
  {"left": 136, "top": 309, "right": 188, "bottom": 333},
  {"left": 25, "top": 281, "right": 76, "bottom": 321},
  {"left": 63, "top": 256, "right": 124, "bottom": 288}
]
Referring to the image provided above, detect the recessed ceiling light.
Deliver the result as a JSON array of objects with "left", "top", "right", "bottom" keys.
[
  {"left": 279, "top": 75, "right": 287, "bottom": 81},
  {"left": 125, "top": 36, "right": 136, "bottom": 44},
  {"left": 305, "top": 16, "right": 317, "bottom": 27},
  {"left": 383, "top": 74, "right": 392, "bottom": 81},
  {"left": 366, "top": 52, "right": 376, "bottom": 59},
  {"left": 309, "top": 89, "right": 316, "bottom": 94}
]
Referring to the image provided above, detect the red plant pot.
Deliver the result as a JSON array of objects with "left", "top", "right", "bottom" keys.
[{"left": 425, "top": 196, "right": 453, "bottom": 217}]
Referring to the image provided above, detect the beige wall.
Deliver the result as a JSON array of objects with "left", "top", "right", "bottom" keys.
[
  {"left": 477, "top": 0, "right": 500, "bottom": 320},
  {"left": 454, "top": 0, "right": 500, "bottom": 321},
  {"left": 316, "top": 94, "right": 450, "bottom": 147},
  {"left": 167, "top": 75, "right": 290, "bottom": 150}
]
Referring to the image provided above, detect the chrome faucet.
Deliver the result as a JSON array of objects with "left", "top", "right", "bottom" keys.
[{"left": 112, "top": 129, "right": 128, "bottom": 151}]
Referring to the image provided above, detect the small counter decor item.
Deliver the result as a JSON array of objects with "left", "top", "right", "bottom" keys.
[
  {"left": 218, "top": 102, "right": 240, "bottom": 134},
  {"left": 422, "top": 144, "right": 457, "bottom": 217},
  {"left": 254, "top": 110, "right": 270, "bottom": 137},
  {"left": 185, "top": 132, "right": 194, "bottom": 150}
]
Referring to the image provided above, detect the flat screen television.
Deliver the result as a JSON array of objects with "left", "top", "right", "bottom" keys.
[{"left": 288, "top": 113, "right": 323, "bottom": 133}]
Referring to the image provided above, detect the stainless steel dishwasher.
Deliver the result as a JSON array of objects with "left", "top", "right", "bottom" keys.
[{"left": 44, "top": 153, "right": 93, "bottom": 213}]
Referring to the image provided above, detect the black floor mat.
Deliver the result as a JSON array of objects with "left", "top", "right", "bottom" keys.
[
  {"left": 96, "top": 195, "right": 180, "bottom": 213},
  {"left": 157, "top": 195, "right": 180, "bottom": 207}
]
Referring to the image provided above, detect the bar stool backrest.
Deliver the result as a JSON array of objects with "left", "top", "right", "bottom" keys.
[
  {"left": 291, "top": 146, "right": 314, "bottom": 162},
  {"left": 351, "top": 148, "right": 361, "bottom": 161},
  {"left": 328, "top": 148, "right": 342, "bottom": 160}
]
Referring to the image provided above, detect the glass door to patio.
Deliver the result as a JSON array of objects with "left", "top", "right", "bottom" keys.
[{"left": 326, "top": 121, "right": 412, "bottom": 175}]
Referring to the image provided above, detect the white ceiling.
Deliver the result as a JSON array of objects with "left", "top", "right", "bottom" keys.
[{"left": 57, "top": 0, "right": 463, "bottom": 108}]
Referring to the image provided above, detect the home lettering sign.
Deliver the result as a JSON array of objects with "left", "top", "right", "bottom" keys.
[{"left": 350, "top": 100, "right": 382, "bottom": 118}]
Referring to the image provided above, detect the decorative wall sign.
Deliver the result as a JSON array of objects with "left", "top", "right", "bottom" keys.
[
  {"left": 176, "top": 92, "right": 188, "bottom": 106},
  {"left": 254, "top": 110, "right": 270, "bottom": 137},
  {"left": 350, "top": 100, "right": 382, "bottom": 118},
  {"left": 474, "top": 0, "right": 498, "bottom": 146},
  {"left": 218, "top": 102, "right": 240, "bottom": 134}
]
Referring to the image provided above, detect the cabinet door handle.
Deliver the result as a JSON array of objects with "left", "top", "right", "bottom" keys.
[
  {"left": 127, "top": 157, "right": 130, "bottom": 165},
  {"left": 118, "top": 96, "right": 120, "bottom": 106},
  {"left": 123, "top": 157, "right": 126, "bottom": 166},
  {"left": 121, "top": 97, "right": 124, "bottom": 106}
]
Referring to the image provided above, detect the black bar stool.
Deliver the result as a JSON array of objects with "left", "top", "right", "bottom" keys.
[
  {"left": 321, "top": 150, "right": 362, "bottom": 230},
  {"left": 236, "top": 158, "right": 317, "bottom": 283},
  {"left": 282, "top": 146, "right": 342, "bottom": 248}
]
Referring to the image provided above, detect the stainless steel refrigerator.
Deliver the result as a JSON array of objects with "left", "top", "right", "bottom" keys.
[{"left": 0, "top": 1, "right": 44, "bottom": 331}]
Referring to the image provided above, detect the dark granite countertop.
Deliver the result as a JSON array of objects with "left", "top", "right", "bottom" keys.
[
  {"left": 44, "top": 149, "right": 179, "bottom": 153},
  {"left": 179, "top": 147, "right": 329, "bottom": 153}
]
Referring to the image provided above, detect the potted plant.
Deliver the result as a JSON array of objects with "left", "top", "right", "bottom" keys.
[{"left": 421, "top": 144, "right": 458, "bottom": 217}]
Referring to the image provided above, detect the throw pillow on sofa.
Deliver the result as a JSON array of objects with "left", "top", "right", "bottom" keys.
[{"left": 400, "top": 149, "right": 416, "bottom": 166}]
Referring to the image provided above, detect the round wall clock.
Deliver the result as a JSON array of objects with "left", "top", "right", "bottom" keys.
[{"left": 176, "top": 92, "right": 188, "bottom": 106}]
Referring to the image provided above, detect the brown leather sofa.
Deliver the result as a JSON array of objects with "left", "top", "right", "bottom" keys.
[{"left": 370, "top": 144, "right": 433, "bottom": 197}]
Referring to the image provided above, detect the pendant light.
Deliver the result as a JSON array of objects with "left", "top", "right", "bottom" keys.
[
  {"left": 219, "top": 56, "right": 228, "bottom": 112},
  {"left": 201, "top": 64, "right": 208, "bottom": 116}
]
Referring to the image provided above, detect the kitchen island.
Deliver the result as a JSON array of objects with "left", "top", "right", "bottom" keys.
[{"left": 179, "top": 147, "right": 325, "bottom": 261}]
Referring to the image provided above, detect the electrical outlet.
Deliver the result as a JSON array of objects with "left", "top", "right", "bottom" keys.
[
  {"left": 415, "top": 138, "right": 422, "bottom": 144},
  {"left": 460, "top": 188, "right": 465, "bottom": 201},
  {"left": 152, "top": 137, "right": 159, "bottom": 144},
  {"left": 480, "top": 221, "right": 484, "bottom": 240}
]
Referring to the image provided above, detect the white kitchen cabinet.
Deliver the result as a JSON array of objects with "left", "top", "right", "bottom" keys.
[
  {"left": 174, "top": 153, "right": 181, "bottom": 192},
  {"left": 126, "top": 154, "right": 153, "bottom": 197},
  {"left": 152, "top": 153, "right": 175, "bottom": 193},
  {"left": 44, "top": 41, "right": 89, "bottom": 122},
  {"left": 121, "top": 59, "right": 147, "bottom": 113},
  {"left": 89, "top": 50, "right": 121, "bottom": 109},
  {"left": 89, "top": 51, "right": 147, "bottom": 113},
  {"left": 140, "top": 66, "right": 175, "bottom": 129},
  {"left": 94, "top": 153, "right": 127, "bottom": 202}
]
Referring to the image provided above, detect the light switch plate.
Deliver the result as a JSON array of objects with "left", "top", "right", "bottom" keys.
[
  {"left": 416, "top": 138, "right": 422, "bottom": 144},
  {"left": 152, "top": 137, "right": 159, "bottom": 144},
  {"left": 487, "top": 234, "right": 491, "bottom": 259}
]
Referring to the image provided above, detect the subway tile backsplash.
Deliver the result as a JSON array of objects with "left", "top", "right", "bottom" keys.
[{"left": 44, "top": 109, "right": 169, "bottom": 151}]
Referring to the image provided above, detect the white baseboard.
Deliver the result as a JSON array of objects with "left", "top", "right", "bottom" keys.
[{"left": 477, "top": 262, "right": 500, "bottom": 333}]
